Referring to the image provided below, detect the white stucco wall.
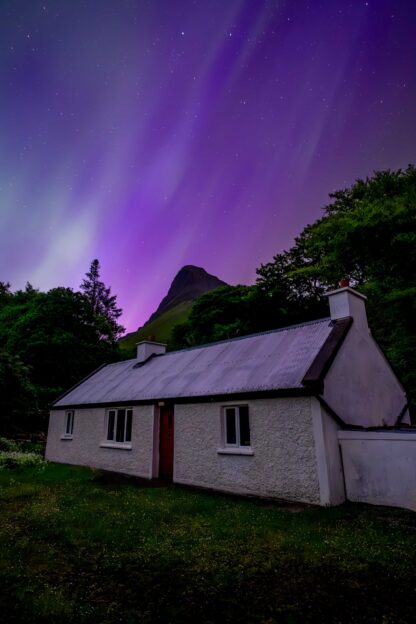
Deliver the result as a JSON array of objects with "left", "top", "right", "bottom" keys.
[
  {"left": 339, "top": 430, "right": 416, "bottom": 511},
  {"left": 173, "top": 397, "right": 321, "bottom": 504},
  {"left": 323, "top": 326, "right": 408, "bottom": 427},
  {"left": 45, "top": 406, "right": 155, "bottom": 478},
  {"left": 46, "top": 398, "right": 347, "bottom": 507}
]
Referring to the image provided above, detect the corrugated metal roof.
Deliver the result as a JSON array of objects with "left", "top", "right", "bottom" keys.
[{"left": 53, "top": 318, "right": 333, "bottom": 407}]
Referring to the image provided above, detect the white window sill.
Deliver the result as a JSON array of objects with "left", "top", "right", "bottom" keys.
[
  {"left": 60, "top": 435, "right": 73, "bottom": 440},
  {"left": 100, "top": 442, "right": 132, "bottom": 450},
  {"left": 217, "top": 447, "right": 254, "bottom": 456}
]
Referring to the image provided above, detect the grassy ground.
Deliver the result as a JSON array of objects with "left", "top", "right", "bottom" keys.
[{"left": 1, "top": 464, "right": 416, "bottom": 623}]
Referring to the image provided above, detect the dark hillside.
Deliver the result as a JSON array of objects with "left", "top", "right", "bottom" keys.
[
  {"left": 119, "top": 265, "right": 227, "bottom": 352},
  {"left": 147, "top": 265, "right": 227, "bottom": 323}
]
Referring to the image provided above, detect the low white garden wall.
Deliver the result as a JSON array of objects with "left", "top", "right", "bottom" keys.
[{"left": 338, "top": 429, "right": 416, "bottom": 511}]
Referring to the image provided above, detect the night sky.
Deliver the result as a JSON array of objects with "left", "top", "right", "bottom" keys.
[{"left": 1, "top": 1, "right": 415, "bottom": 331}]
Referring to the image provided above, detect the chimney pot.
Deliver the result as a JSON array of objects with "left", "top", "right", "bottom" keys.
[{"left": 339, "top": 278, "right": 350, "bottom": 288}]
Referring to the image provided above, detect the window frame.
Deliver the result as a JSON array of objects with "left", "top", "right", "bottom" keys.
[
  {"left": 101, "top": 407, "right": 133, "bottom": 449},
  {"left": 62, "top": 410, "right": 74, "bottom": 439},
  {"left": 221, "top": 404, "right": 252, "bottom": 451}
]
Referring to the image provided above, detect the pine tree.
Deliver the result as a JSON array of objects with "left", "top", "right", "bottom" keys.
[
  {"left": 81, "top": 259, "right": 124, "bottom": 342},
  {"left": 0, "top": 282, "right": 11, "bottom": 303}
]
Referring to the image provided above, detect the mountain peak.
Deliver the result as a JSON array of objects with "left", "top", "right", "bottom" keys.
[{"left": 147, "top": 265, "right": 227, "bottom": 324}]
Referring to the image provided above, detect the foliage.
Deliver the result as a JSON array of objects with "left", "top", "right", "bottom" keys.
[
  {"left": 174, "top": 166, "right": 416, "bottom": 412},
  {"left": 0, "top": 437, "right": 44, "bottom": 454},
  {"left": 0, "top": 264, "right": 123, "bottom": 433},
  {"left": 81, "top": 259, "right": 124, "bottom": 342},
  {"left": 259, "top": 165, "right": 416, "bottom": 410},
  {"left": 0, "top": 282, "right": 11, "bottom": 301},
  {"left": 1, "top": 464, "right": 416, "bottom": 623},
  {"left": 0, "top": 437, "right": 19, "bottom": 452},
  {"left": 0, "top": 436, "right": 45, "bottom": 469},
  {"left": 257, "top": 167, "right": 416, "bottom": 298},
  {"left": 171, "top": 286, "right": 257, "bottom": 347},
  {"left": 0, "top": 451, "right": 45, "bottom": 470},
  {"left": 0, "top": 350, "right": 37, "bottom": 436},
  {"left": 172, "top": 282, "right": 327, "bottom": 349}
]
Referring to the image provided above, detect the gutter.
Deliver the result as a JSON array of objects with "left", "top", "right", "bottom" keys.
[{"left": 50, "top": 386, "right": 317, "bottom": 411}]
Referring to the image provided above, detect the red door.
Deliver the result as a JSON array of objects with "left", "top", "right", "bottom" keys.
[{"left": 159, "top": 407, "right": 174, "bottom": 480}]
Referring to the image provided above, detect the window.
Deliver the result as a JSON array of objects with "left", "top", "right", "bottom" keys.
[
  {"left": 65, "top": 410, "right": 74, "bottom": 436},
  {"left": 224, "top": 405, "right": 250, "bottom": 447},
  {"left": 107, "top": 408, "right": 132, "bottom": 443}
]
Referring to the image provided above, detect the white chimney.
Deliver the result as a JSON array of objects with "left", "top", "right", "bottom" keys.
[
  {"left": 325, "top": 280, "right": 369, "bottom": 333},
  {"left": 136, "top": 339, "right": 167, "bottom": 363}
]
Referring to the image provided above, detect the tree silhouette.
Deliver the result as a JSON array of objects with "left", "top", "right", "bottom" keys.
[{"left": 81, "top": 259, "right": 124, "bottom": 342}]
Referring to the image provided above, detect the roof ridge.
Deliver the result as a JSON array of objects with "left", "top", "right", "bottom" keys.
[
  {"left": 80, "top": 317, "right": 332, "bottom": 374},
  {"left": 106, "top": 359, "right": 136, "bottom": 367},
  {"left": 164, "top": 317, "right": 332, "bottom": 356}
]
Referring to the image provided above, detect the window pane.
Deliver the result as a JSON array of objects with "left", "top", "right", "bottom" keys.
[
  {"left": 65, "top": 412, "right": 74, "bottom": 435},
  {"left": 116, "top": 409, "right": 126, "bottom": 442},
  {"left": 239, "top": 406, "right": 250, "bottom": 446},
  {"left": 225, "top": 408, "right": 236, "bottom": 444},
  {"left": 125, "top": 410, "right": 132, "bottom": 442},
  {"left": 107, "top": 411, "right": 115, "bottom": 440}
]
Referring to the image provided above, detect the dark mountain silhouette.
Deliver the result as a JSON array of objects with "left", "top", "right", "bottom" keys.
[
  {"left": 119, "top": 265, "right": 227, "bottom": 352},
  {"left": 147, "top": 265, "right": 227, "bottom": 324}
]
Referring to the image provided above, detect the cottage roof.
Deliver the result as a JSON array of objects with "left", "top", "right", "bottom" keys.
[{"left": 53, "top": 317, "right": 351, "bottom": 408}]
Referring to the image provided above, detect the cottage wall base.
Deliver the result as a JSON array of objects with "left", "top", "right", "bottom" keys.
[
  {"left": 47, "top": 398, "right": 415, "bottom": 511},
  {"left": 46, "top": 398, "right": 332, "bottom": 505}
]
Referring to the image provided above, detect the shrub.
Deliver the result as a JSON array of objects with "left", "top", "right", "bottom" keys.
[
  {"left": 16, "top": 440, "right": 44, "bottom": 455},
  {"left": 0, "top": 451, "right": 45, "bottom": 470},
  {"left": 0, "top": 436, "right": 19, "bottom": 452},
  {"left": 0, "top": 437, "right": 44, "bottom": 455}
]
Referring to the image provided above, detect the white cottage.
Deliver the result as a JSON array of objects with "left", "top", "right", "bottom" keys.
[{"left": 45, "top": 286, "right": 411, "bottom": 507}]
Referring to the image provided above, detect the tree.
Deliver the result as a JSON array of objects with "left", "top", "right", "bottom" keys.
[
  {"left": 0, "top": 282, "right": 11, "bottom": 302},
  {"left": 173, "top": 166, "right": 416, "bottom": 414},
  {"left": 3, "top": 287, "right": 116, "bottom": 387},
  {"left": 171, "top": 282, "right": 326, "bottom": 349},
  {"left": 171, "top": 286, "right": 255, "bottom": 348},
  {"left": 257, "top": 166, "right": 415, "bottom": 294},
  {"left": 0, "top": 286, "right": 122, "bottom": 431},
  {"left": 0, "top": 265, "right": 125, "bottom": 433},
  {"left": 0, "top": 350, "right": 36, "bottom": 436},
  {"left": 256, "top": 165, "right": 416, "bottom": 413},
  {"left": 81, "top": 259, "right": 124, "bottom": 342}
]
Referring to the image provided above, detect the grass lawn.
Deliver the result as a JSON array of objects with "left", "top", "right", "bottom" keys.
[{"left": 1, "top": 464, "right": 416, "bottom": 623}]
